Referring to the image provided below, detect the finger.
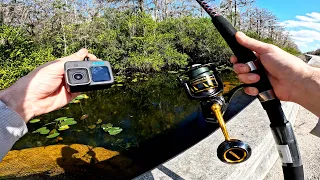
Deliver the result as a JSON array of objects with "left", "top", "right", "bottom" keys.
[
  {"left": 238, "top": 73, "right": 260, "bottom": 84},
  {"left": 59, "top": 48, "right": 89, "bottom": 62},
  {"left": 231, "top": 52, "right": 259, "bottom": 64},
  {"left": 233, "top": 63, "right": 251, "bottom": 74},
  {"left": 236, "top": 32, "right": 275, "bottom": 54},
  {"left": 244, "top": 87, "right": 259, "bottom": 96},
  {"left": 87, "top": 53, "right": 99, "bottom": 60},
  {"left": 230, "top": 55, "right": 238, "bottom": 64}
]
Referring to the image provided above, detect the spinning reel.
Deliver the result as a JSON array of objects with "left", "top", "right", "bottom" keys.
[{"left": 177, "top": 63, "right": 251, "bottom": 164}]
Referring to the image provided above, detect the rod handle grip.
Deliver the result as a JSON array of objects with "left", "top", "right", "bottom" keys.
[
  {"left": 211, "top": 15, "right": 273, "bottom": 92},
  {"left": 282, "top": 166, "right": 304, "bottom": 180}
]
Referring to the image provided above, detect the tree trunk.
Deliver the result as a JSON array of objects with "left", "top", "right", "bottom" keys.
[
  {"left": 234, "top": 0, "right": 237, "bottom": 27},
  {"left": 138, "top": 0, "right": 144, "bottom": 12}
]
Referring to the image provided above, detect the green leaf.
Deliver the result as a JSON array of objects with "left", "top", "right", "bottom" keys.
[
  {"left": 101, "top": 123, "right": 113, "bottom": 132},
  {"left": 64, "top": 118, "right": 74, "bottom": 121},
  {"left": 46, "top": 133, "right": 60, "bottom": 139},
  {"left": 96, "top": 119, "right": 103, "bottom": 124},
  {"left": 58, "top": 125, "right": 70, "bottom": 131},
  {"left": 131, "top": 78, "right": 138, "bottom": 83},
  {"left": 60, "top": 120, "right": 77, "bottom": 126},
  {"left": 108, "top": 127, "right": 123, "bottom": 135},
  {"left": 29, "top": 119, "right": 41, "bottom": 123},
  {"left": 117, "top": 84, "right": 124, "bottom": 87},
  {"left": 70, "top": 100, "right": 81, "bottom": 104},
  {"left": 75, "top": 94, "right": 89, "bottom": 100},
  {"left": 106, "top": 123, "right": 113, "bottom": 127},
  {"left": 54, "top": 117, "right": 67, "bottom": 122},
  {"left": 32, "top": 127, "right": 47, "bottom": 133},
  {"left": 40, "top": 129, "right": 50, "bottom": 135},
  {"left": 168, "top": 71, "right": 178, "bottom": 74}
]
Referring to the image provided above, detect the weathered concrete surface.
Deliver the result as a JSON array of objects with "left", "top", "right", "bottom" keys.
[{"left": 135, "top": 100, "right": 300, "bottom": 180}]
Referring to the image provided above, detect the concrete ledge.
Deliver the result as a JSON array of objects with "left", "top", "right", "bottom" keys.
[{"left": 135, "top": 100, "right": 300, "bottom": 180}]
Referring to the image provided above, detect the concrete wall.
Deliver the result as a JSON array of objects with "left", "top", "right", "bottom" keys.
[{"left": 135, "top": 100, "right": 300, "bottom": 180}]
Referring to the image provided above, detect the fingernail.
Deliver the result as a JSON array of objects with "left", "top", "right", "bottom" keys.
[
  {"left": 248, "top": 74, "right": 257, "bottom": 81},
  {"left": 237, "top": 32, "right": 245, "bottom": 37},
  {"left": 248, "top": 87, "right": 258, "bottom": 95},
  {"left": 77, "top": 48, "right": 87, "bottom": 57}
]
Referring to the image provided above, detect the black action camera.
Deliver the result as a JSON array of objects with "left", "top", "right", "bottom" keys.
[{"left": 64, "top": 60, "right": 114, "bottom": 93}]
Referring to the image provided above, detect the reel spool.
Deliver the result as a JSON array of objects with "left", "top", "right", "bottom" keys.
[
  {"left": 177, "top": 63, "right": 224, "bottom": 100},
  {"left": 177, "top": 63, "right": 226, "bottom": 123},
  {"left": 178, "top": 63, "right": 251, "bottom": 164}
]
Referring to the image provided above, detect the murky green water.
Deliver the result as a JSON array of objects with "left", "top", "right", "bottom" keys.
[{"left": 13, "top": 72, "right": 239, "bottom": 152}]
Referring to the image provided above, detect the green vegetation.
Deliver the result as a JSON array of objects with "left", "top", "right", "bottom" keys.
[{"left": 0, "top": 9, "right": 300, "bottom": 89}]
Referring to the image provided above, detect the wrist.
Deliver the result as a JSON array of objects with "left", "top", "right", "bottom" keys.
[
  {"left": 0, "top": 80, "right": 35, "bottom": 123},
  {"left": 293, "top": 66, "right": 320, "bottom": 116}
]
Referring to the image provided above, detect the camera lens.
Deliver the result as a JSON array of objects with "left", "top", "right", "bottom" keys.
[{"left": 73, "top": 73, "right": 84, "bottom": 80}]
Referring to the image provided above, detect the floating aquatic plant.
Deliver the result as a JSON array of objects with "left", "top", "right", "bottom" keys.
[
  {"left": 101, "top": 123, "right": 123, "bottom": 136},
  {"left": 32, "top": 117, "right": 77, "bottom": 139},
  {"left": 29, "top": 119, "right": 41, "bottom": 123}
]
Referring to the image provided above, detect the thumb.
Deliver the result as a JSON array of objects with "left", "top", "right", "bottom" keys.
[
  {"left": 236, "top": 32, "right": 275, "bottom": 54},
  {"left": 59, "top": 48, "right": 89, "bottom": 62},
  {"left": 38, "top": 49, "right": 89, "bottom": 76}
]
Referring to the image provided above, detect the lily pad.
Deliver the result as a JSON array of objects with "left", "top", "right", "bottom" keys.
[
  {"left": 49, "top": 129, "right": 58, "bottom": 135},
  {"left": 60, "top": 120, "right": 77, "bottom": 126},
  {"left": 101, "top": 123, "right": 113, "bottom": 132},
  {"left": 75, "top": 94, "right": 89, "bottom": 100},
  {"left": 88, "top": 125, "right": 96, "bottom": 129},
  {"left": 32, "top": 127, "right": 49, "bottom": 134},
  {"left": 55, "top": 117, "right": 68, "bottom": 122},
  {"left": 71, "top": 99, "right": 81, "bottom": 104},
  {"left": 29, "top": 119, "right": 41, "bottom": 123},
  {"left": 80, "top": 114, "right": 89, "bottom": 120},
  {"left": 64, "top": 118, "right": 74, "bottom": 121},
  {"left": 96, "top": 119, "right": 103, "bottom": 124},
  {"left": 40, "top": 129, "right": 50, "bottom": 135},
  {"left": 46, "top": 133, "right": 60, "bottom": 139},
  {"left": 108, "top": 127, "right": 123, "bottom": 135},
  {"left": 58, "top": 125, "right": 70, "bottom": 131}
]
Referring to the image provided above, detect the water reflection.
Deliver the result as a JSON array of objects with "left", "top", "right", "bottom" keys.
[
  {"left": 13, "top": 73, "right": 200, "bottom": 151},
  {"left": 4, "top": 72, "right": 249, "bottom": 179}
]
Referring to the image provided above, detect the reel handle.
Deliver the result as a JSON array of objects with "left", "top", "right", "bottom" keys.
[{"left": 211, "top": 103, "right": 251, "bottom": 164}]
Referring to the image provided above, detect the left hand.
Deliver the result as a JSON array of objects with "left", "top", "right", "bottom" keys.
[{"left": 0, "top": 49, "right": 98, "bottom": 123}]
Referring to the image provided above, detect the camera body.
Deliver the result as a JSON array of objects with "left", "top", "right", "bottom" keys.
[{"left": 64, "top": 60, "right": 114, "bottom": 93}]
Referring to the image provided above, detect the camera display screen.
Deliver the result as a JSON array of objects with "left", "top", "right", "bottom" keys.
[{"left": 90, "top": 66, "right": 111, "bottom": 82}]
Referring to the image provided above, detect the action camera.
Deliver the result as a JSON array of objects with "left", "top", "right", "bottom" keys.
[{"left": 64, "top": 60, "right": 114, "bottom": 93}]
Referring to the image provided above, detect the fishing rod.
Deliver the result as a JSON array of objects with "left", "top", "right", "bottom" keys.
[{"left": 190, "top": 1, "right": 304, "bottom": 179}]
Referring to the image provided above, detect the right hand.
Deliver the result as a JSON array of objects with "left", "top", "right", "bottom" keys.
[{"left": 231, "top": 32, "right": 313, "bottom": 103}]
